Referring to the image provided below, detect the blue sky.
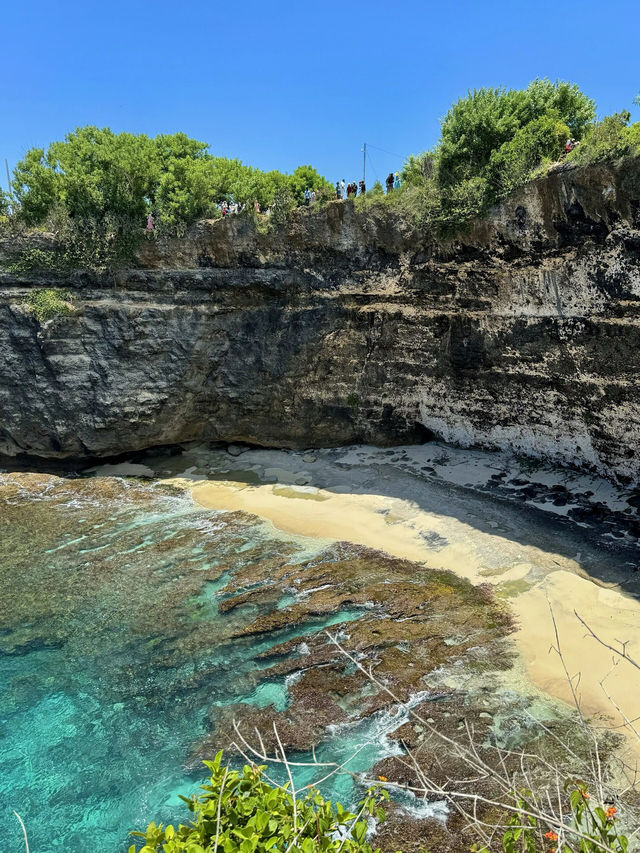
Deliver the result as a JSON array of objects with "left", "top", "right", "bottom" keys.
[{"left": 2, "top": 0, "right": 639, "bottom": 188}]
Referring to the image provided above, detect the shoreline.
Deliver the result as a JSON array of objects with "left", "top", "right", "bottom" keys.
[{"left": 177, "top": 475, "right": 640, "bottom": 762}]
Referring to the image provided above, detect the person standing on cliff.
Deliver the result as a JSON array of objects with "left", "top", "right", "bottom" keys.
[
  {"left": 385, "top": 173, "right": 394, "bottom": 193},
  {"left": 146, "top": 213, "right": 154, "bottom": 231},
  {"left": 310, "top": 189, "right": 316, "bottom": 204},
  {"left": 340, "top": 179, "right": 346, "bottom": 198},
  {"left": 336, "top": 181, "right": 341, "bottom": 199},
  {"left": 393, "top": 173, "right": 401, "bottom": 190},
  {"left": 359, "top": 180, "right": 366, "bottom": 195}
]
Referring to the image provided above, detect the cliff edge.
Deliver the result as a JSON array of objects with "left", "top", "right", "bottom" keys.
[{"left": 1, "top": 157, "right": 640, "bottom": 483}]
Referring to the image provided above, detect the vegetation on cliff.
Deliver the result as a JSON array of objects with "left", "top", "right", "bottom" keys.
[
  {"left": 11, "top": 128, "right": 331, "bottom": 228},
  {"left": 3, "top": 78, "right": 640, "bottom": 270},
  {"left": 25, "top": 287, "right": 74, "bottom": 322},
  {"left": 391, "top": 78, "right": 640, "bottom": 233},
  {"left": 2, "top": 129, "right": 332, "bottom": 271}
]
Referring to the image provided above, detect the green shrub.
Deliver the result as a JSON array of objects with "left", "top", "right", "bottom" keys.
[
  {"left": 438, "top": 175, "right": 490, "bottom": 233},
  {"left": 400, "top": 152, "right": 435, "bottom": 187},
  {"left": 437, "top": 79, "right": 595, "bottom": 187},
  {"left": 8, "top": 205, "right": 143, "bottom": 272},
  {"left": 129, "top": 751, "right": 389, "bottom": 853},
  {"left": 8, "top": 248, "right": 61, "bottom": 273},
  {"left": 568, "top": 112, "right": 639, "bottom": 165},
  {"left": 270, "top": 186, "right": 297, "bottom": 229},
  {"left": 487, "top": 114, "right": 569, "bottom": 201},
  {"left": 26, "top": 288, "right": 74, "bottom": 323}
]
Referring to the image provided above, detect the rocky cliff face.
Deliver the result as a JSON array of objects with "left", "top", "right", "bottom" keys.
[{"left": 1, "top": 157, "right": 640, "bottom": 482}]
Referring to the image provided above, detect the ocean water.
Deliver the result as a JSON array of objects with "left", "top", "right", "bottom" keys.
[{"left": 0, "top": 475, "right": 442, "bottom": 853}]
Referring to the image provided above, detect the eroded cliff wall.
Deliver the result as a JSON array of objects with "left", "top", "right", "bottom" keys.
[{"left": 1, "top": 158, "right": 640, "bottom": 482}]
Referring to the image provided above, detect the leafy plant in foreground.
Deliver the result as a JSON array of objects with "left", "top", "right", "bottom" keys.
[{"left": 129, "top": 751, "right": 390, "bottom": 853}]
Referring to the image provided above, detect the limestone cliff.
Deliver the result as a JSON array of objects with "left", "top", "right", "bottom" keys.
[{"left": 1, "top": 157, "right": 640, "bottom": 483}]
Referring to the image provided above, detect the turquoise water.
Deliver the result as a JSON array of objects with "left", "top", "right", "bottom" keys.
[{"left": 0, "top": 476, "right": 424, "bottom": 853}]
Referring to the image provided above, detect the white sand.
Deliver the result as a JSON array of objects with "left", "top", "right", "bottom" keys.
[{"left": 514, "top": 570, "right": 640, "bottom": 726}]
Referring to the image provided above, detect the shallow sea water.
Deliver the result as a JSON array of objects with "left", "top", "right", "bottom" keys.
[{"left": 0, "top": 475, "right": 447, "bottom": 853}]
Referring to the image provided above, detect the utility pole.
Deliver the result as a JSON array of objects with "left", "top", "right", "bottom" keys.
[
  {"left": 5, "top": 159, "right": 11, "bottom": 196},
  {"left": 362, "top": 143, "right": 366, "bottom": 185}
]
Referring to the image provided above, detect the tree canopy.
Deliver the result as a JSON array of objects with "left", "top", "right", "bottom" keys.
[
  {"left": 12, "top": 127, "right": 332, "bottom": 228},
  {"left": 436, "top": 78, "right": 595, "bottom": 187}
]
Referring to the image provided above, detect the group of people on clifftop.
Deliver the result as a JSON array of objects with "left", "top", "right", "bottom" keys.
[{"left": 331, "top": 172, "right": 401, "bottom": 200}]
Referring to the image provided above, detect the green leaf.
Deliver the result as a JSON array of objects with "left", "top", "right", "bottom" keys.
[{"left": 352, "top": 821, "right": 367, "bottom": 844}]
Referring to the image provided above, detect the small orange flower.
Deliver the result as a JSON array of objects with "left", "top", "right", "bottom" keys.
[
  {"left": 544, "top": 831, "right": 559, "bottom": 841},
  {"left": 580, "top": 790, "right": 590, "bottom": 800},
  {"left": 377, "top": 775, "right": 388, "bottom": 782},
  {"left": 606, "top": 807, "right": 618, "bottom": 819}
]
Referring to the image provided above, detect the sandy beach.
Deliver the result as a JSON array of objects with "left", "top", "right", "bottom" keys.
[{"left": 175, "top": 470, "right": 640, "bottom": 756}]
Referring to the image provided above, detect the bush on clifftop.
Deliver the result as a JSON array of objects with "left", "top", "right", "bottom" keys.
[
  {"left": 567, "top": 111, "right": 640, "bottom": 164},
  {"left": 436, "top": 79, "right": 594, "bottom": 189}
]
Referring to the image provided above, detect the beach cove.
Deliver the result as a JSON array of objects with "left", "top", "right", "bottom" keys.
[{"left": 2, "top": 441, "right": 639, "bottom": 852}]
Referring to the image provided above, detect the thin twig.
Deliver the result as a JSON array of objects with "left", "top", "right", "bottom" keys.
[
  {"left": 575, "top": 612, "right": 640, "bottom": 672},
  {"left": 273, "top": 723, "right": 297, "bottom": 833},
  {"left": 212, "top": 766, "right": 228, "bottom": 853},
  {"left": 13, "top": 811, "right": 29, "bottom": 853}
]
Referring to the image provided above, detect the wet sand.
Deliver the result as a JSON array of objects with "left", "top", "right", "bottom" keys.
[{"left": 179, "top": 476, "right": 640, "bottom": 754}]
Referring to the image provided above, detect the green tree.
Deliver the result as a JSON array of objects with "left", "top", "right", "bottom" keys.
[
  {"left": 156, "top": 157, "right": 217, "bottom": 226},
  {"left": 13, "top": 127, "right": 158, "bottom": 223},
  {"left": 12, "top": 125, "right": 333, "bottom": 232},
  {"left": 12, "top": 147, "right": 61, "bottom": 224},
  {"left": 437, "top": 78, "right": 595, "bottom": 187},
  {"left": 487, "top": 114, "right": 569, "bottom": 201},
  {"left": 400, "top": 152, "right": 436, "bottom": 187},
  {"left": 288, "top": 165, "right": 332, "bottom": 205}
]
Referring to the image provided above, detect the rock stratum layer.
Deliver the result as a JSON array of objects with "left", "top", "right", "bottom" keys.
[{"left": 1, "top": 157, "right": 640, "bottom": 482}]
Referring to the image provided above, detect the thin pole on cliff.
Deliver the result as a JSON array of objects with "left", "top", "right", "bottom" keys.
[
  {"left": 362, "top": 143, "right": 366, "bottom": 185},
  {"left": 5, "top": 159, "right": 11, "bottom": 200}
]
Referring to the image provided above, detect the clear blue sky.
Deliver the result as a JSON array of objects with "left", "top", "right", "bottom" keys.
[{"left": 2, "top": 0, "right": 639, "bottom": 188}]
